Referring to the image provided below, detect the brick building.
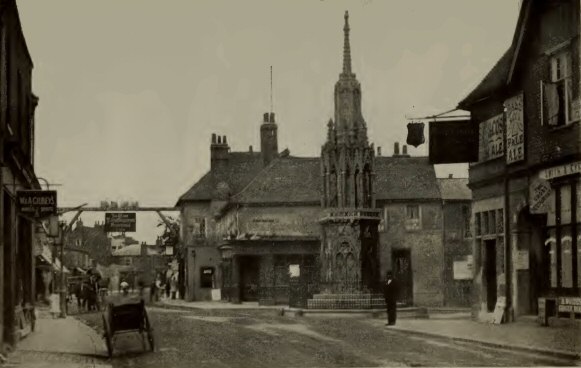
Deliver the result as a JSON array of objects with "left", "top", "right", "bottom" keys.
[
  {"left": 177, "top": 12, "right": 472, "bottom": 307},
  {"left": 0, "top": 0, "right": 42, "bottom": 347},
  {"left": 458, "top": 0, "right": 581, "bottom": 323}
]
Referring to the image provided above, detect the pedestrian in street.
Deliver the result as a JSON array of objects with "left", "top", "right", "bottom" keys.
[
  {"left": 382, "top": 271, "right": 399, "bottom": 326},
  {"left": 170, "top": 274, "right": 178, "bottom": 300},
  {"left": 165, "top": 269, "right": 173, "bottom": 299},
  {"left": 155, "top": 275, "right": 162, "bottom": 302}
]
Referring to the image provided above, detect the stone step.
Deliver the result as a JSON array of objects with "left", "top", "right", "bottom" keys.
[
  {"left": 311, "top": 293, "right": 383, "bottom": 300},
  {"left": 307, "top": 298, "right": 386, "bottom": 309}
]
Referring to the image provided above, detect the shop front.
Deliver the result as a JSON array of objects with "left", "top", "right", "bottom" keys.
[
  {"left": 219, "top": 238, "right": 319, "bottom": 305},
  {"left": 533, "top": 160, "right": 581, "bottom": 325}
]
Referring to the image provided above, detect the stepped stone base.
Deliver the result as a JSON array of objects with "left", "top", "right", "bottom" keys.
[{"left": 307, "top": 293, "right": 385, "bottom": 309}]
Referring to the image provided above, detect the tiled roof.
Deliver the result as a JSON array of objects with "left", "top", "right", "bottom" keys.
[
  {"left": 232, "top": 157, "right": 321, "bottom": 204},
  {"left": 375, "top": 156, "right": 440, "bottom": 200},
  {"left": 176, "top": 152, "right": 263, "bottom": 204},
  {"left": 437, "top": 178, "right": 472, "bottom": 201},
  {"left": 457, "top": 48, "right": 513, "bottom": 108},
  {"left": 232, "top": 155, "right": 440, "bottom": 204}
]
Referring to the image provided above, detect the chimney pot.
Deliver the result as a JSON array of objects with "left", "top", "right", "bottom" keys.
[
  {"left": 394, "top": 142, "right": 400, "bottom": 156},
  {"left": 403, "top": 145, "right": 408, "bottom": 155},
  {"left": 217, "top": 136, "right": 222, "bottom": 144},
  {"left": 377, "top": 146, "right": 382, "bottom": 156},
  {"left": 249, "top": 145, "right": 253, "bottom": 153},
  {"left": 263, "top": 113, "right": 269, "bottom": 123},
  {"left": 223, "top": 135, "right": 227, "bottom": 144},
  {"left": 211, "top": 133, "right": 217, "bottom": 144},
  {"left": 270, "top": 112, "right": 275, "bottom": 123},
  {"left": 449, "top": 174, "right": 453, "bottom": 178}
]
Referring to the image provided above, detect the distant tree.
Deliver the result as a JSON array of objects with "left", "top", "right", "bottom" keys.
[{"left": 157, "top": 216, "right": 180, "bottom": 249}]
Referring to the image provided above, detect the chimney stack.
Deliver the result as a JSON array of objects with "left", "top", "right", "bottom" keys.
[
  {"left": 260, "top": 112, "right": 278, "bottom": 166},
  {"left": 394, "top": 142, "right": 400, "bottom": 156},
  {"left": 263, "top": 113, "right": 269, "bottom": 123},
  {"left": 210, "top": 132, "right": 230, "bottom": 170},
  {"left": 270, "top": 112, "right": 275, "bottom": 123},
  {"left": 449, "top": 174, "right": 453, "bottom": 178},
  {"left": 377, "top": 146, "right": 382, "bottom": 156}
]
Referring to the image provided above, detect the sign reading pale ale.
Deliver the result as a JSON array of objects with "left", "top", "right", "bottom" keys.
[{"left": 104, "top": 212, "right": 136, "bottom": 232}]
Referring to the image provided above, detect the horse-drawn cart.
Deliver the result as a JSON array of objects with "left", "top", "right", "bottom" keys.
[{"left": 101, "top": 299, "right": 154, "bottom": 358}]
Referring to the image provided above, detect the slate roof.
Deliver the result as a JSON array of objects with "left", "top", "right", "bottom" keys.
[
  {"left": 230, "top": 155, "right": 441, "bottom": 204},
  {"left": 176, "top": 152, "right": 264, "bottom": 204},
  {"left": 232, "top": 157, "right": 321, "bottom": 204},
  {"left": 374, "top": 156, "right": 440, "bottom": 201},
  {"left": 437, "top": 178, "right": 472, "bottom": 201}
]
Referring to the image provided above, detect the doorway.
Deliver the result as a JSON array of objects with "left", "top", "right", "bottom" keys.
[
  {"left": 239, "top": 256, "right": 260, "bottom": 302},
  {"left": 392, "top": 249, "right": 413, "bottom": 306},
  {"left": 484, "top": 239, "right": 497, "bottom": 312}
]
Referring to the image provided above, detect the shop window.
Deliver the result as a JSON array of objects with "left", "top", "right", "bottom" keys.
[
  {"left": 200, "top": 267, "right": 215, "bottom": 288},
  {"left": 482, "top": 212, "right": 489, "bottom": 235},
  {"left": 462, "top": 205, "right": 471, "bottom": 238},
  {"left": 546, "top": 230, "right": 557, "bottom": 288},
  {"left": 489, "top": 210, "right": 496, "bottom": 234},
  {"left": 561, "top": 230, "right": 573, "bottom": 288}
]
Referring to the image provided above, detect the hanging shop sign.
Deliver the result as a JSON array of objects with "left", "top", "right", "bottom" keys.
[
  {"left": 539, "top": 161, "right": 581, "bottom": 180},
  {"left": 479, "top": 114, "right": 504, "bottom": 162},
  {"left": 17, "top": 190, "right": 57, "bottom": 219},
  {"left": 428, "top": 119, "right": 479, "bottom": 164},
  {"left": 529, "top": 178, "right": 552, "bottom": 214},
  {"left": 104, "top": 212, "right": 136, "bottom": 232},
  {"left": 505, "top": 94, "right": 525, "bottom": 164}
]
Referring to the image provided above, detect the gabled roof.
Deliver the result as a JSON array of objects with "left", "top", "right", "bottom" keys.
[
  {"left": 176, "top": 152, "right": 264, "bottom": 205},
  {"left": 457, "top": 0, "right": 531, "bottom": 109},
  {"left": 232, "top": 157, "right": 321, "bottom": 204},
  {"left": 437, "top": 178, "right": 471, "bottom": 201},
  {"left": 374, "top": 156, "right": 441, "bottom": 201},
  {"left": 1, "top": 0, "right": 34, "bottom": 67}
]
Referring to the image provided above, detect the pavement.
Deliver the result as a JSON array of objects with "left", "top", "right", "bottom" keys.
[
  {"left": 368, "top": 312, "right": 581, "bottom": 360},
  {"left": 4, "top": 308, "right": 111, "bottom": 368},
  {"left": 154, "top": 298, "right": 283, "bottom": 311}
]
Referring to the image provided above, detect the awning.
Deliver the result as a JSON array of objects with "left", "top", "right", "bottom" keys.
[{"left": 36, "top": 253, "right": 70, "bottom": 273}]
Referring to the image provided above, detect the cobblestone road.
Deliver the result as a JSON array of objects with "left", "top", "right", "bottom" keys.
[{"left": 76, "top": 307, "right": 578, "bottom": 368}]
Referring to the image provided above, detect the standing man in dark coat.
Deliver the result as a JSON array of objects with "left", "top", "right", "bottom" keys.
[{"left": 382, "top": 271, "right": 398, "bottom": 326}]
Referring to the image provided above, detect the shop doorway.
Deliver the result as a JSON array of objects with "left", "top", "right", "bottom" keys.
[
  {"left": 239, "top": 256, "right": 260, "bottom": 302},
  {"left": 392, "top": 249, "right": 413, "bottom": 306},
  {"left": 484, "top": 239, "right": 497, "bottom": 312}
]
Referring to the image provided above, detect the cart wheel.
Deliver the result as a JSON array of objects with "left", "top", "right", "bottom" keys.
[{"left": 102, "top": 314, "right": 113, "bottom": 358}]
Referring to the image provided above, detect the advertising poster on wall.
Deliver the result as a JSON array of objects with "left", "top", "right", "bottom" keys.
[
  {"left": 505, "top": 93, "right": 525, "bottom": 164},
  {"left": 479, "top": 114, "right": 504, "bottom": 162}
]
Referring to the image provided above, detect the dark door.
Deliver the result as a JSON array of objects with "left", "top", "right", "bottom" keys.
[
  {"left": 484, "top": 239, "right": 497, "bottom": 312},
  {"left": 392, "top": 249, "right": 413, "bottom": 306},
  {"left": 239, "top": 256, "right": 260, "bottom": 302}
]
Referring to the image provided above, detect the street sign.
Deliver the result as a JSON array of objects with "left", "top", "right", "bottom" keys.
[
  {"left": 428, "top": 120, "right": 479, "bottom": 164},
  {"left": 104, "top": 212, "right": 136, "bottom": 232},
  {"left": 17, "top": 190, "right": 57, "bottom": 219}
]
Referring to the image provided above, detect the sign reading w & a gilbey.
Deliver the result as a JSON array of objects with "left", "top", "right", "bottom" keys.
[{"left": 17, "top": 190, "right": 57, "bottom": 219}]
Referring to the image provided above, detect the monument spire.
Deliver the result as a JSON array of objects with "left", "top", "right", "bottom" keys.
[{"left": 343, "top": 11, "right": 352, "bottom": 75}]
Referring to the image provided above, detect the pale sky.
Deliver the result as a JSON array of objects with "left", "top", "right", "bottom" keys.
[{"left": 17, "top": 0, "right": 521, "bottom": 243}]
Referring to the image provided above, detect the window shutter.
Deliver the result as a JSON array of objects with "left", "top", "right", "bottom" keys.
[{"left": 543, "top": 81, "right": 560, "bottom": 126}]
